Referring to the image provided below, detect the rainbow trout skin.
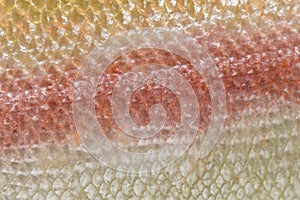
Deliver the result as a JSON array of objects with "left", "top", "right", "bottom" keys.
[{"left": 0, "top": 0, "right": 299, "bottom": 199}]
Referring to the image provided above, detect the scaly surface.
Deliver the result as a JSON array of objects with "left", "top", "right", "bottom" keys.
[{"left": 0, "top": 0, "right": 299, "bottom": 199}]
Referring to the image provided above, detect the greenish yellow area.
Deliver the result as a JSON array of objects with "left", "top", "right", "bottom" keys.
[{"left": 0, "top": 98, "right": 299, "bottom": 199}]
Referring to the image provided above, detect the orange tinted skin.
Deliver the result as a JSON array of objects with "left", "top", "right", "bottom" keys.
[{"left": 0, "top": 27, "right": 299, "bottom": 150}]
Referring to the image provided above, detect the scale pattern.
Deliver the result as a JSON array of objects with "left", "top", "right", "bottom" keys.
[{"left": 0, "top": 0, "right": 299, "bottom": 199}]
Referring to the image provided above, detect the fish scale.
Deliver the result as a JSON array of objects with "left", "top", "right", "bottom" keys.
[{"left": 0, "top": 0, "right": 300, "bottom": 199}]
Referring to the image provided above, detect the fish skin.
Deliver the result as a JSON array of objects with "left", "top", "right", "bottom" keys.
[{"left": 0, "top": 0, "right": 300, "bottom": 199}]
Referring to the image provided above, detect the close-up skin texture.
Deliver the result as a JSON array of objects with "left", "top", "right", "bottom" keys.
[{"left": 0, "top": 0, "right": 299, "bottom": 199}]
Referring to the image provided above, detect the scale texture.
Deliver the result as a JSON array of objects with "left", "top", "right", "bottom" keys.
[{"left": 0, "top": 0, "right": 299, "bottom": 199}]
